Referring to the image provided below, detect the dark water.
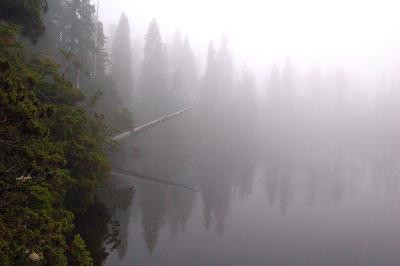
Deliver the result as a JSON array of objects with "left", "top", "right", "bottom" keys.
[{"left": 96, "top": 111, "right": 400, "bottom": 266}]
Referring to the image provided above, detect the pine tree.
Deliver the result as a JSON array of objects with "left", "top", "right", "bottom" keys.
[
  {"left": 35, "top": 0, "right": 65, "bottom": 57},
  {"left": 111, "top": 13, "right": 133, "bottom": 109},
  {"left": 140, "top": 18, "right": 168, "bottom": 120},
  {"left": 95, "top": 21, "right": 108, "bottom": 77},
  {"left": 34, "top": 0, "right": 96, "bottom": 88},
  {"left": 170, "top": 36, "right": 197, "bottom": 107}
]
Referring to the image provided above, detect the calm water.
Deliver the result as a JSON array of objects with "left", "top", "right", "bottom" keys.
[{"left": 99, "top": 111, "right": 400, "bottom": 266}]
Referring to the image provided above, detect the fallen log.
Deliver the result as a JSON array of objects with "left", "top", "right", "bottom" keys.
[{"left": 111, "top": 106, "right": 193, "bottom": 141}]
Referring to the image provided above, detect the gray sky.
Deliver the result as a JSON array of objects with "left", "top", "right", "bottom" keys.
[{"left": 98, "top": 0, "right": 400, "bottom": 78}]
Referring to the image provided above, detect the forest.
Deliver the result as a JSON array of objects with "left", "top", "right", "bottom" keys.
[{"left": 2, "top": 0, "right": 400, "bottom": 265}]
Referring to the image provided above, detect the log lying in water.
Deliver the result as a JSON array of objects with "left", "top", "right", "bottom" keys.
[
  {"left": 111, "top": 106, "right": 193, "bottom": 141},
  {"left": 110, "top": 170, "right": 200, "bottom": 193}
]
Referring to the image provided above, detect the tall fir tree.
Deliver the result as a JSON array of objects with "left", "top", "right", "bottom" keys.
[
  {"left": 170, "top": 36, "right": 197, "bottom": 107},
  {"left": 34, "top": 0, "right": 96, "bottom": 88},
  {"left": 111, "top": 13, "right": 133, "bottom": 109},
  {"left": 140, "top": 18, "right": 168, "bottom": 121},
  {"left": 94, "top": 21, "right": 108, "bottom": 77}
]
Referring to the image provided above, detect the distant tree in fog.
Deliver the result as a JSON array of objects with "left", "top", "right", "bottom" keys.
[
  {"left": 111, "top": 13, "right": 133, "bottom": 108},
  {"left": 95, "top": 21, "right": 108, "bottom": 76},
  {"left": 170, "top": 36, "right": 198, "bottom": 107},
  {"left": 92, "top": 18, "right": 134, "bottom": 131},
  {"left": 106, "top": 22, "right": 117, "bottom": 54},
  {"left": 201, "top": 41, "right": 218, "bottom": 106},
  {"left": 140, "top": 18, "right": 168, "bottom": 120},
  {"left": 200, "top": 38, "right": 234, "bottom": 109}
]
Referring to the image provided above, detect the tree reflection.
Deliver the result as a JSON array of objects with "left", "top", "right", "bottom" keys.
[
  {"left": 139, "top": 184, "right": 167, "bottom": 253},
  {"left": 167, "top": 188, "right": 196, "bottom": 236},
  {"left": 75, "top": 201, "right": 119, "bottom": 266}
]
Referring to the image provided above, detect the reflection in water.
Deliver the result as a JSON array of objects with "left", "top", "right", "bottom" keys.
[
  {"left": 75, "top": 201, "right": 119, "bottom": 266},
  {"left": 79, "top": 173, "right": 135, "bottom": 265},
  {"left": 140, "top": 184, "right": 167, "bottom": 253},
  {"left": 167, "top": 188, "right": 196, "bottom": 236},
  {"left": 99, "top": 107, "right": 400, "bottom": 265}
]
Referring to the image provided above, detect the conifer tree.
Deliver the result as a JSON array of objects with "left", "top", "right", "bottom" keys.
[
  {"left": 111, "top": 13, "right": 133, "bottom": 109},
  {"left": 170, "top": 36, "right": 197, "bottom": 107},
  {"left": 95, "top": 21, "right": 108, "bottom": 76},
  {"left": 140, "top": 18, "right": 168, "bottom": 120}
]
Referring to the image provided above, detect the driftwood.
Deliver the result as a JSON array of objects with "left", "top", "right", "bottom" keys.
[{"left": 111, "top": 106, "right": 193, "bottom": 141}]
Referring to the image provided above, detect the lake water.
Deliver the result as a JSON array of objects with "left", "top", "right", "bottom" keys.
[{"left": 99, "top": 111, "right": 400, "bottom": 266}]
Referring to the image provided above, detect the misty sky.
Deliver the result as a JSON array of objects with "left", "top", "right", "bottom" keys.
[{"left": 99, "top": 0, "right": 400, "bottom": 77}]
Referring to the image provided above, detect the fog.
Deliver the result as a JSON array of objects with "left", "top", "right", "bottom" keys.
[
  {"left": 100, "top": 0, "right": 400, "bottom": 75},
  {"left": 94, "top": 0, "right": 400, "bottom": 265}
]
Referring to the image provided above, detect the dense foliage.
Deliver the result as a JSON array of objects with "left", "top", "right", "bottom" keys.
[
  {"left": 0, "top": 22, "right": 108, "bottom": 264},
  {"left": 0, "top": 0, "right": 48, "bottom": 43},
  {"left": 0, "top": 0, "right": 133, "bottom": 264}
]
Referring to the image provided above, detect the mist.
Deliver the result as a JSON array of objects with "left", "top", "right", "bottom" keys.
[
  {"left": 2, "top": 0, "right": 400, "bottom": 265},
  {"left": 102, "top": 1, "right": 400, "bottom": 265}
]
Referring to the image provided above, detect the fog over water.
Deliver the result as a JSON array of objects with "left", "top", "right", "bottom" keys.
[
  {"left": 100, "top": 0, "right": 400, "bottom": 76},
  {"left": 92, "top": 0, "right": 400, "bottom": 265}
]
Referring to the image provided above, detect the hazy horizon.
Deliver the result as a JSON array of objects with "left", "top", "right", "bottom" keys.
[{"left": 99, "top": 0, "right": 400, "bottom": 82}]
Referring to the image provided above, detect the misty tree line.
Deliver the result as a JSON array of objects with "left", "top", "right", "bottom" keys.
[
  {"left": 2, "top": 0, "right": 400, "bottom": 264},
  {"left": 102, "top": 12, "right": 400, "bottom": 145},
  {"left": 104, "top": 12, "right": 400, "bottom": 259}
]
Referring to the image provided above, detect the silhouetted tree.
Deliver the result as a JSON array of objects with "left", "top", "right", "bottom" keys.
[
  {"left": 111, "top": 13, "right": 133, "bottom": 108},
  {"left": 170, "top": 36, "right": 198, "bottom": 107},
  {"left": 140, "top": 18, "right": 168, "bottom": 120}
]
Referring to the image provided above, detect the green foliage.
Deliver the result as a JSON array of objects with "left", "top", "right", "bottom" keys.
[
  {"left": 70, "top": 235, "right": 93, "bottom": 266},
  {"left": 0, "top": 22, "right": 109, "bottom": 264},
  {"left": 74, "top": 200, "right": 121, "bottom": 266},
  {"left": 1, "top": 0, "right": 136, "bottom": 264},
  {"left": 85, "top": 66, "right": 134, "bottom": 134},
  {"left": 0, "top": 0, "right": 48, "bottom": 43}
]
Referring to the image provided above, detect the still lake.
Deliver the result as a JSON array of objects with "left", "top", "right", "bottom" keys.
[{"left": 100, "top": 111, "right": 400, "bottom": 266}]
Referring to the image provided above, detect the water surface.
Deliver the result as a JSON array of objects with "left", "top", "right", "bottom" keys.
[{"left": 101, "top": 112, "right": 400, "bottom": 266}]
